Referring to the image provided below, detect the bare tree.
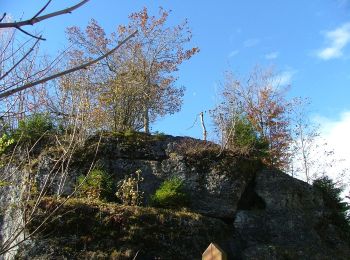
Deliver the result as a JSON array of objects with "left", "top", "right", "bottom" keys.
[
  {"left": 0, "top": 1, "right": 136, "bottom": 257},
  {"left": 211, "top": 73, "right": 243, "bottom": 152},
  {"left": 289, "top": 98, "right": 320, "bottom": 182},
  {"left": 0, "top": 0, "right": 136, "bottom": 101},
  {"left": 211, "top": 68, "right": 295, "bottom": 168},
  {"left": 0, "top": 32, "right": 136, "bottom": 100}
]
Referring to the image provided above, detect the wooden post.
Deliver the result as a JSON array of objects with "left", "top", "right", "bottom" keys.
[
  {"left": 202, "top": 243, "right": 227, "bottom": 260},
  {"left": 200, "top": 111, "right": 207, "bottom": 141}
]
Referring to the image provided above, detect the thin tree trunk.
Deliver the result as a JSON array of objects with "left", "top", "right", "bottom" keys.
[
  {"left": 143, "top": 106, "right": 149, "bottom": 133},
  {"left": 143, "top": 77, "right": 151, "bottom": 134}
]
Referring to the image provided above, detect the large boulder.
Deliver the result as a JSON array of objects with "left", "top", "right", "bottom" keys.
[
  {"left": 233, "top": 168, "right": 350, "bottom": 259},
  {"left": 72, "top": 133, "right": 261, "bottom": 219}
]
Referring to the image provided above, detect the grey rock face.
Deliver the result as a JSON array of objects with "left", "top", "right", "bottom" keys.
[
  {"left": 0, "top": 165, "right": 27, "bottom": 260},
  {"left": 1, "top": 133, "right": 349, "bottom": 259},
  {"left": 255, "top": 169, "right": 324, "bottom": 212},
  {"left": 87, "top": 135, "right": 257, "bottom": 218},
  {"left": 233, "top": 168, "right": 350, "bottom": 259}
]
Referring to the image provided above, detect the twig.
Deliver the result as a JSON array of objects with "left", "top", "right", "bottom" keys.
[
  {"left": 133, "top": 250, "right": 140, "bottom": 260},
  {"left": 0, "top": 13, "right": 6, "bottom": 23},
  {"left": 186, "top": 113, "right": 199, "bottom": 130},
  {"left": 0, "top": 38, "right": 40, "bottom": 80},
  {"left": 32, "top": 0, "right": 52, "bottom": 20},
  {"left": 0, "top": 130, "right": 102, "bottom": 255},
  {"left": 0, "top": 0, "right": 90, "bottom": 28},
  {"left": 15, "top": 27, "right": 45, "bottom": 41}
]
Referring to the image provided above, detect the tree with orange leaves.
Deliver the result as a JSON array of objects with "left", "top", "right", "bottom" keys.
[
  {"left": 212, "top": 68, "right": 294, "bottom": 170},
  {"left": 66, "top": 7, "right": 199, "bottom": 132}
]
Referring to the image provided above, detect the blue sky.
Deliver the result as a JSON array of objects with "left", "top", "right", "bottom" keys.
[
  {"left": 3, "top": 0, "right": 350, "bottom": 193},
  {"left": 3, "top": 1, "right": 350, "bottom": 144}
]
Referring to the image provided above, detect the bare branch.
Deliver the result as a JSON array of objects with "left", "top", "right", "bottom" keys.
[
  {"left": 0, "top": 30, "right": 138, "bottom": 100},
  {"left": 0, "top": 0, "right": 89, "bottom": 28},
  {"left": 0, "top": 38, "right": 40, "bottom": 80},
  {"left": 0, "top": 13, "right": 6, "bottom": 23},
  {"left": 133, "top": 250, "right": 140, "bottom": 260},
  {"left": 15, "top": 27, "right": 45, "bottom": 41},
  {"left": 32, "top": 0, "right": 53, "bottom": 20}
]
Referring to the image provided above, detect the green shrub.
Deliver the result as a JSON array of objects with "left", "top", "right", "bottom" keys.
[
  {"left": 153, "top": 131, "right": 166, "bottom": 141},
  {"left": 12, "top": 113, "right": 54, "bottom": 144},
  {"left": 77, "top": 168, "right": 114, "bottom": 202},
  {"left": 228, "top": 117, "right": 268, "bottom": 156},
  {"left": 123, "top": 129, "right": 136, "bottom": 138},
  {"left": 0, "top": 133, "right": 14, "bottom": 155},
  {"left": 313, "top": 176, "right": 350, "bottom": 241},
  {"left": 151, "top": 177, "right": 189, "bottom": 208}
]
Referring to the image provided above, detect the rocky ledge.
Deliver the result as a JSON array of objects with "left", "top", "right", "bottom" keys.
[{"left": 0, "top": 132, "right": 349, "bottom": 259}]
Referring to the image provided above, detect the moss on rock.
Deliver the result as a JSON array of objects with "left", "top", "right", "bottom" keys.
[{"left": 23, "top": 197, "right": 232, "bottom": 259}]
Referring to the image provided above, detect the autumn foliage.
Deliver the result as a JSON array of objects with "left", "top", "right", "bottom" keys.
[
  {"left": 212, "top": 68, "right": 294, "bottom": 170},
  {"left": 63, "top": 7, "right": 199, "bottom": 133}
]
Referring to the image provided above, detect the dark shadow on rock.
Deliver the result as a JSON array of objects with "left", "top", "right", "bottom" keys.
[{"left": 237, "top": 174, "right": 266, "bottom": 211}]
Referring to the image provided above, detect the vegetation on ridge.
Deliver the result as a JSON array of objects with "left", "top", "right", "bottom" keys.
[{"left": 313, "top": 176, "right": 350, "bottom": 244}]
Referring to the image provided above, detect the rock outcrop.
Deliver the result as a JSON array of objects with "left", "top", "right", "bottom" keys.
[
  {"left": 59, "top": 133, "right": 261, "bottom": 219},
  {"left": 0, "top": 132, "right": 349, "bottom": 259},
  {"left": 233, "top": 169, "right": 349, "bottom": 259}
]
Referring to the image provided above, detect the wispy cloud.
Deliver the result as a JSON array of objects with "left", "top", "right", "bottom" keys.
[
  {"left": 243, "top": 38, "right": 260, "bottom": 48},
  {"left": 316, "top": 23, "right": 350, "bottom": 60},
  {"left": 270, "top": 69, "right": 296, "bottom": 87},
  {"left": 315, "top": 112, "right": 350, "bottom": 163},
  {"left": 265, "top": 51, "right": 279, "bottom": 60},
  {"left": 228, "top": 50, "right": 239, "bottom": 58},
  {"left": 292, "top": 112, "right": 350, "bottom": 200},
  {"left": 313, "top": 112, "right": 350, "bottom": 198}
]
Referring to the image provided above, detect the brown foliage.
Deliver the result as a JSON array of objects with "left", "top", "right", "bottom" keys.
[
  {"left": 174, "top": 138, "right": 220, "bottom": 157},
  {"left": 212, "top": 68, "right": 295, "bottom": 170},
  {"left": 65, "top": 7, "right": 199, "bottom": 133}
]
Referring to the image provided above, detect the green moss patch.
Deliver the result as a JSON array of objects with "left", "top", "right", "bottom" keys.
[{"left": 26, "top": 197, "right": 231, "bottom": 259}]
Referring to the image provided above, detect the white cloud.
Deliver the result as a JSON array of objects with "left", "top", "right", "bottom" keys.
[
  {"left": 291, "top": 111, "right": 350, "bottom": 200},
  {"left": 243, "top": 38, "right": 260, "bottom": 48},
  {"left": 228, "top": 50, "right": 239, "bottom": 58},
  {"left": 313, "top": 112, "right": 350, "bottom": 199},
  {"left": 265, "top": 51, "right": 279, "bottom": 60},
  {"left": 317, "top": 23, "right": 350, "bottom": 60},
  {"left": 270, "top": 69, "right": 296, "bottom": 87},
  {"left": 316, "top": 112, "right": 350, "bottom": 167}
]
